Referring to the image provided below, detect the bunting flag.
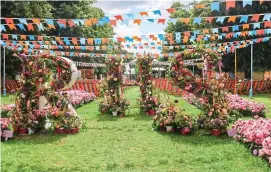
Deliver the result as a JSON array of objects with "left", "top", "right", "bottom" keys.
[
  {"left": 2, "top": 13, "right": 271, "bottom": 32},
  {"left": 211, "top": 0, "right": 266, "bottom": 12}
]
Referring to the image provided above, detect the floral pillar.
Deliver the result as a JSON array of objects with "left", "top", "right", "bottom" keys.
[{"left": 137, "top": 54, "right": 159, "bottom": 115}]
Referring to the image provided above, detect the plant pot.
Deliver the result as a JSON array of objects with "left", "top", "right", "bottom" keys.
[
  {"left": 180, "top": 127, "right": 190, "bottom": 135},
  {"left": 212, "top": 129, "right": 221, "bottom": 136},
  {"left": 70, "top": 128, "right": 79, "bottom": 134},
  {"left": 120, "top": 114, "right": 125, "bottom": 118},
  {"left": 64, "top": 129, "right": 71, "bottom": 134},
  {"left": 148, "top": 109, "right": 155, "bottom": 116},
  {"left": 2, "top": 130, "right": 13, "bottom": 141},
  {"left": 54, "top": 128, "right": 66, "bottom": 134},
  {"left": 18, "top": 128, "right": 28, "bottom": 135},
  {"left": 159, "top": 126, "right": 166, "bottom": 132},
  {"left": 112, "top": 111, "right": 118, "bottom": 116},
  {"left": 166, "top": 126, "right": 173, "bottom": 132}
]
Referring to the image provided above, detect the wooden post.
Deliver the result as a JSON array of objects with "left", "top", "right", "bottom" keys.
[{"left": 234, "top": 49, "right": 237, "bottom": 94}]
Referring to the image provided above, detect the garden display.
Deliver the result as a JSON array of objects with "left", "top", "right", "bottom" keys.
[{"left": 98, "top": 56, "right": 130, "bottom": 116}]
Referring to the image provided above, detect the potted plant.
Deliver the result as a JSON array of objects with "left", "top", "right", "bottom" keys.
[
  {"left": 1, "top": 118, "right": 14, "bottom": 141},
  {"left": 204, "top": 117, "right": 228, "bottom": 136},
  {"left": 175, "top": 113, "right": 194, "bottom": 135}
]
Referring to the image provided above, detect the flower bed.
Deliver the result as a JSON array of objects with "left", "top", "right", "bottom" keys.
[
  {"left": 61, "top": 90, "right": 96, "bottom": 108},
  {"left": 227, "top": 94, "right": 266, "bottom": 118},
  {"left": 233, "top": 118, "right": 271, "bottom": 165}
]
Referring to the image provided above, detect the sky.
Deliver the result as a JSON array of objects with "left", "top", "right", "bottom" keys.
[{"left": 93, "top": 0, "right": 193, "bottom": 54}]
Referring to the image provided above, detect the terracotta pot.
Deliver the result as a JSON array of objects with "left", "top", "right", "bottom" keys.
[
  {"left": 54, "top": 128, "right": 66, "bottom": 134},
  {"left": 180, "top": 127, "right": 190, "bottom": 135},
  {"left": 18, "top": 128, "right": 28, "bottom": 135},
  {"left": 148, "top": 109, "right": 155, "bottom": 116},
  {"left": 70, "top": 128, "right": 79, "bottom": 134},
  {"left": 212, "top": 129, "right": 221, "bottom": 136},
  {"left": 166, "top": 126, "right": 173, "bottom": 132}
]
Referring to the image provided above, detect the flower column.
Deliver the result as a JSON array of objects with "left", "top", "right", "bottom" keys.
[{"left": 137, "top": 54, "right": 159, "bottom": 115}]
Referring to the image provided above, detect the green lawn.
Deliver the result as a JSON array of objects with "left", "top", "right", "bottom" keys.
[
  {"left": 0, "top": 94, "right": 13, "bottom": 104},
  {"left": 1, "top": 87, "right": 271, "bottom": 171}
]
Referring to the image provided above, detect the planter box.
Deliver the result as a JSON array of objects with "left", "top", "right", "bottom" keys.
[{"left": 18, "top": 128, "right": 28, "bottom": 135}]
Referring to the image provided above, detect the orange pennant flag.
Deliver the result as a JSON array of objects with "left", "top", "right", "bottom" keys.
[
  {"left": 228, "top": 16, "right": 237, "bottom": 23},
  {"left": 222, "top": 27, "right": 229, "bottom": 32},
  {"left": 115, "top": 15, "right": 123, "bottom": 21},
  {"left": 158, "top": 19, "right": 166, "bottom": 24},
  {"left": 180, "top": 18, "right": 190, "bottom": 24},
  {"left": 110, "top": 20, "right": 116, "bottom": 27},
  {"left": 211, "top": 36, "right": 216, "bottom": 40},
  {"left": 72, "top": 38, "right": 78, "bottom": 45},
  {"left": 251, "top": 14, "right": 260, "bottom": 22},
  {"left": 225, "top": 33, "right": 233, "bottom": 39},
  {"left": 85, "top": 19, "right": 92, "bottom": 26},
  {"left": 32, "top": 19, "right": 40, "bottom": 24},
  {"left": 183, "top": 36, "right": 189, "bottom": 43},
  {"left": 260, "top": 0, "right": 264, "bottom": 4},
  {"left": 75, "top": 46, "right": 80, "bottom": 50},
  {"left": 240, "top": 31, "right": 248, "bottom": 37},
  {"left": 27, "top": 24, "right": 34, "bottom": 31},
  {"left": 140, "top": 12, "right": 148, "bottom": 16},
  {"left": 205, "top": 17, "right": 214, "bottom": 23},
  {"left": 134, "top": 19, "right": 141, "bottom": 25},
  {"left": 64, "top": 46, "right": 69, "bottom": 49},
  {"left": 183, "top": 32, "right": 190, "bottom": 36},
  {"left": 45, "top": 41, "right": 50, "bottom": 45},
  {"left": 55, "top": 37, "right": 61, "bottom": 42},
  {"left": 202, "top": 29, "right": 209, "bottom": 34},
  {"left": 138, "top": 38, "right": 141, "bottom": 42},
  {"left": 91, "top": 18, "right": 98, "bottom": 24},
  {"left": 68, "top": 20, "right": 75, "bottom": 27},
  {"left": 226, "top": 0, "right": 236, "bottom": 10},
  {"left": 7, "top": 24, "right": 16, "bottom": 30},
  {"left": 264, "top": 21, "right": 271, "bottom": 28},
  {"left": 102, "top": 46, "right": 106, "bottom": 50},
  {"left": 20, "top": 35, "right": 26, "bottom": 40},
  {"left": 87, "top": 38, "right": 93, "bottom": 45},
  {"left": 243, "top": 24, "right": 249, "bottom": 30},
  {"left": 195, "top": 4, "right": 205, "bottom": 9},
  {"left": 65, "top": 52, "right": 70, "bottom": 56},
  {"left": 256, "top": 30, "right": 264, "bottom": 35},
  {"left": 38, "top": 36, "right": 43, "bottom": 41},
  {"left": 166, "top": 8, "right": 176, "bottom": 13}
]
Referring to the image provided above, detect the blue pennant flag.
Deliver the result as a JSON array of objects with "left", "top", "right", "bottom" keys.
[
  {"left": 158, "top": 34, "right": 164, "bottom": 41},
  {"left": 122, "top": 19, "right": 129, "bottom": 25},
  {"left": 38, "top": 41, "right": 43, "bottom": 45},
  {"left": 18, "top": 18, "right": 27, "bottom": 24},
  {"left": 263, "top": 14, "right": 271, "bottom": 21},
  {"left": 73, "top": 19, "right": 80, "bottom": 26},
  {"left": 45, "top": 19, "right": 54, "bottom": 25},
  {"left": 1, "top": 25, "right": 6, "bottom": 32},
  {"left": 150, "top": 42, "right": 155, "bottom": 45},
  {"left": 193, "top": 17, "right": 202, "bottom": 24},
  {"left": 216, "top": 17, "right": 225, "bottom": 24},
  {"left": 37, "top": 23, "right": 44, "bottom": 31},
  {"left": 169, "top": 18, "right": 177, "bottom": 24},
  {"left": 248, "top": 31, "right": 253, "bottom": 36},
  {"left": 57, "top": 22, "right": 66, "bottom": 28},
  {"left": 70, "top": 52, "right": 74, "bottom": 56},
  {"left": 29, "top": 44, "right": 35, "bottom": 49},
  {"left": 253, "top": 23, "right": 260, "bottom": 29},
  {"left": 80, "top": 38, "right": 86, "bottom": 45},
  {"left": 0, "top": 41, "right": 6, "bottom": 46},
  {"left": 190, "top": 36, "right": 196, "bottom": 42},
  {"left": 94, "top": 38, "right": 102, "bottom": 45},
  {"left": 28, "top": 49, "right": 32, "bottom": 54},
  {"left": 253, "top": 39, "right": 257, "bottom": 43},
  {"left": 232, "top": 25, "right": 239, "bottom": 31},
  {"left": 240, "top": 15, "right": 248, "bottom": 23},
  {"left": 95, "top": 46, "right": 100, "bottom": 50},
  {"left": 127, "top": 14, "right": 134, "bottom": 19},
  {"left": 265, "top": 29, "right": 271, "bottom": 35},
  {"left": 211, "top": 2, "right": 219, "bottom": 12},
  {"left": 212, "top": 28, "right": 218, "bottom": 33},
  {"left": 12, "top": 41, "right": 17, "bottom": 45},
  {"left": 218, "top": 35, "right": 223, "bottom": 40},
  {"left": 158, "top": 46, "right": 162, "bottom": 50},
  {"left": 11, "top": 35, "right": 17, "bottom": 40},
  {"left": 51, "top": 41, "right": 57, "bottom": 45},
  {"left": 29, "top": 35, "right": 35, "bottom": 40},
  {"left": 233, "top": 32, "right": 240, "bottom": 38},
  {"left": 175, "top": 32, "right": 181, "bottom": 37},
  {"left": 252, "top": 30, "right": 257, "bottom": 36},
  {"left": 49, "top": 50, "right": 54, "bottom": 55},
  {"left": 204, "top": 36, "right": 209, "bottom": 41},
  {"left": 25, "top": 41, "right": 30, "bottom": 45},
  {"left": 169, "top": 52, "right": 173, "bottom": 56},
  {"left": 43, "top": 45, "right": 49, "bottom": 49},
  {"left": 263, "top": 37, "right": 270, "bottom": 42},
  {"left": 17, "top": 24, "right": 26, "bottom": 31},
  {"left": 193, "top": 30, "right": 200, "bottom": 35},
  {"left": 63, "top": 37, "right": 70, "bottom": 45},
  {"left": 153, "top": 10, "right": 161, "bottom": 16},
  {"left": 58, "top": 46, "right": 63, "bottom": 49},
  {"left": 79, "top": 20, "right": 85, "bottom": 25},
  {"left": 176, "top": 37, "right": 181, "bottom": 43},
  {"left": 243, "top": 0, "right": 252, "bottom": 7},
  {"left": 101, "top": 17, "right": 110, "bottom": 23},
  {"left": 147, "top": 19, "right": 154, "bottom": 22},
  {"left": 125, "top": 37, "right": 130, "bottom": 41},
  {"left": 81, "top": 46, "right": 86, "bottom": 50}
]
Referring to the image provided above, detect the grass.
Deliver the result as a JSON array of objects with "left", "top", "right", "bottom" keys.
[{"left": 1, "top": 87, "right": 271, "bottom": 171}]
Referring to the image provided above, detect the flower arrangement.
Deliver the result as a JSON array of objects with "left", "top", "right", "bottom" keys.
[
  {"left": 232, "top": 118, "right": 271, "bottom": 165},
  {"left": 0, "top": 104, "right": 15, "bottom": 117},
  {"left": 226, "top": 94, "right": 266, "bottom": 118},
  {"left": 98, "top": 56, "right": 130, "bottom": 116},
  {"left": 153, "top": 103, "right": 177, "bottom": 131},
  {"left": 60, "top": 90, "right": 96, "bottom": 108}
]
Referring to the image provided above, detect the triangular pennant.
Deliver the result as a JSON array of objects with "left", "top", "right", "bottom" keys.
[
  {"left": 20, "top": 35, "right": 26, "bottom": 40},
  {"left": 85, "top": 19, "right": 92, "bottom": 26},
  {"left": 134, "top": 19, "right": 141, "bottom": 25},
  {"left": 8, "top": 24, "right": 16, "bottom": 30},
  {"left": 228, "top": 16, "right": 237, "bottom": 23},
  {"left": 153, "top": 10, "right": 161, "bottom": 16},
  {"left": 2, "top": 34, "right": 8, "bottom": 40},
  {"left": 243, "top": 0, "right": 252, "bottom": 7},
  {"left": 222, "top": 27, "right": 229, "bottom": 32},
  {"left": 251, "top": 14, "right": 260, "bottom": 22},
  {"left": 110, "top": 20, "right": 116, "bottom": 27},
  {"left": 37, "top": 23, "right": 44, "bottom": 31},
  {"left": 166, "top": 8, "right": 176, "bottom": 13},
  {"left": 158, "top": 19, "right": 166, "bottom": 24},
  {"left": 264, "top": 21, "right": 271, "bottom": 28},
  {"left": 203, "top": 29, "right": 209, "bottom": 34},
  {"left": 180, "top": 18, "right": 190, "bottom": 24},
  {"left": 115, "top": 15, "right": 123, "bottom": 21},
  {"left": 205, "top": 17, "right": 214, "bottom": 23},
  {"left": 240, "top": 15, "right": 248, "bottom": 23},
  {"left": 32, "top": 18, "right": 40, "bottom": 24},
  {"left": 139, "top": 12, "right": 148, "bottom": 16},
  {"left": 5, "top": 18, "right": 14, "bottom": 24},
  {"left": 17, "top": 24, "right": 26, "bottom": 31},
  {"left": 68, "top": 20, "right": 75, "bottom": 27},
  {"left": 216, "top": 17, "right": 225, "bottom": 24},
  {"left": 226, "top": 0, "right": 236, "bottom": 10},
  {"left": 211, "top": 2, "right": 219, "bottom": 12},
  {"left": 243, "top": 24, "right": 249, "bottom": 30},
  {"left": 193, "top": 17, "right": 202, "bottom": 24}
]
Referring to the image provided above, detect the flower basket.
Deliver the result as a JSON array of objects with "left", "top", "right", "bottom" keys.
[
  {"left": 112, "top": 111, "right": 118, "bottom": 117},
  {"left": 180, "top": 127, "right": 190, "bottom": 135},
  {"left": 70, "top": 128, "right": 79, "bottom": 134},
  {"left": 166, "top": 126, "right": 174, "bottom": 132},
  {"left": 211, "top": 129, "right": 221, "bottom": 136},
  {"left": 18, "top": 128, "right": 28, "bottom": 135}
]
